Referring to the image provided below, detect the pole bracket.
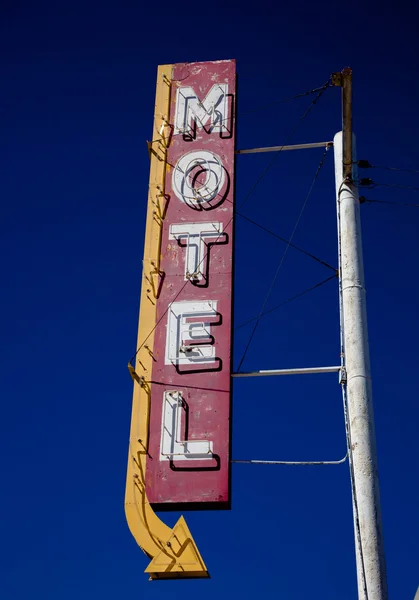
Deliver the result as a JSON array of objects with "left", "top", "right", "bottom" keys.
[{"left": 339, "top": 367, "right": 347, "bottom": 385}]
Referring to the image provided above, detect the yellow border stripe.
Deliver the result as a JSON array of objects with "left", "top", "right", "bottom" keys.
[{"left": 124, "top": 64, "right": 208, "bottom": 579}]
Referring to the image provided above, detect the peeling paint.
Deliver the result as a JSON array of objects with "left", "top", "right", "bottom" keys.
[{"left": 145, "top": 60, "right": 236, "bottom": 507}]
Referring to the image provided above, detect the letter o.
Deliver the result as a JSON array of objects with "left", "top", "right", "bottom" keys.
[{"left": 172, "top": 150, "right": 228, "bottom": 210}]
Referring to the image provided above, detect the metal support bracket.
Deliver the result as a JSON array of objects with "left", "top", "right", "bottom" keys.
[
  {"left": 232, "top": 454, "right": 348, "bottom": 466},
  {"left": 339, "top": 366, "right": 347, "bottom": 385},
  {"left": 232, "top": 364, "right": 348, "bottom": 467},
  {"left": 232, "top": 366, "right": 341, "bottom": 378},
  {"left": 236, "top": 141, "right": 333, "bottom": 155}
]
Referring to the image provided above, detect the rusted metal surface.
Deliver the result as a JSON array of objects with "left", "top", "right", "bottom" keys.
[
  {"left": 145, "top": 60, "right": 236, "bottom": 507},
  {"left": 342, "top": 67, "right": 353, "bottom": 180}
]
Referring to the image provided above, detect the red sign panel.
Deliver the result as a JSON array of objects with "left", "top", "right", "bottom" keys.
[{"left": 145, "top": 60, "right": 236, "bottom": 507}]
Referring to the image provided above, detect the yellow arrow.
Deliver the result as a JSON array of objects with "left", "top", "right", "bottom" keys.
[
  {"left": 124, "top": 64, "right": 209, "bottom": 580},
  {"left": 125, "top": 377, "right": 208, "bottom": 579}
]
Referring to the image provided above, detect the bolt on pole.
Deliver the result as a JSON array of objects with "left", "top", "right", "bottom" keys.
[{"left": 334, "top": 68, "right": 388, "bottom": 600}]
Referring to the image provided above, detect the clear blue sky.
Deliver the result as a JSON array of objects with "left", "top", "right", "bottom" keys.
[{"left": 1, "top": 1, "right": 418, "bottom": 598}]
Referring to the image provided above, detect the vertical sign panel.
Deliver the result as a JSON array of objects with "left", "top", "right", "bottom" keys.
[{"left": 145, "top": 60, "right": 236, "bottom": 507}]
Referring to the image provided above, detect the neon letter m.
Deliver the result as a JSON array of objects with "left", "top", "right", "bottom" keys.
[{"left": 174, "top": 84, "right": 229, "bottom": 134}]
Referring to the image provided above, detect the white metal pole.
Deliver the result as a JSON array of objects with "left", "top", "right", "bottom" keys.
[{"left": 334, "top": 131, "right": 388, "bottom": 600}]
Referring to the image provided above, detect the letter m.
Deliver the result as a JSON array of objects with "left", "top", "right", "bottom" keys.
[{"left": 174, "top": 84, "right": 229, "bottom": 135}]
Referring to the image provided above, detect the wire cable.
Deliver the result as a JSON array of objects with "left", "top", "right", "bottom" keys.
[
  {"left": 236, "top": 147, "right": 330, "bottom": 372},
  {"left": 377, "top": 182, "right": 419, "bottom": 192},
  {"left": 361, "top": 197, "right": 419, "bottom": 208},
  {"left": 356, "top": 160, "right": 419, "bottom": 175},
  {"left": 238, "top": 81, "right": 331, "bottom": 211},
  {"left": 239, "top": 80, "right": 332, "bottom": 115},
  {"left": 236, "top": 210, "right": 336, "bottom": 272},
  {"left": 357, "top": 179, "right": 419, "bottom": 192},
  {"left": 235, "top": 273, "right": 337, "bottom": 330}
]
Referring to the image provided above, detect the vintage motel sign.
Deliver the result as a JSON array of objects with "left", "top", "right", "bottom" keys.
[{"left": 125, "top": 60, "right": 236, "bottom": 578}]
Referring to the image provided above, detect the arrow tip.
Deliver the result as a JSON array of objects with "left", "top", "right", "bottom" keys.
[{"left": 145, "top": 516, "right": 209, "bottom": 580}]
